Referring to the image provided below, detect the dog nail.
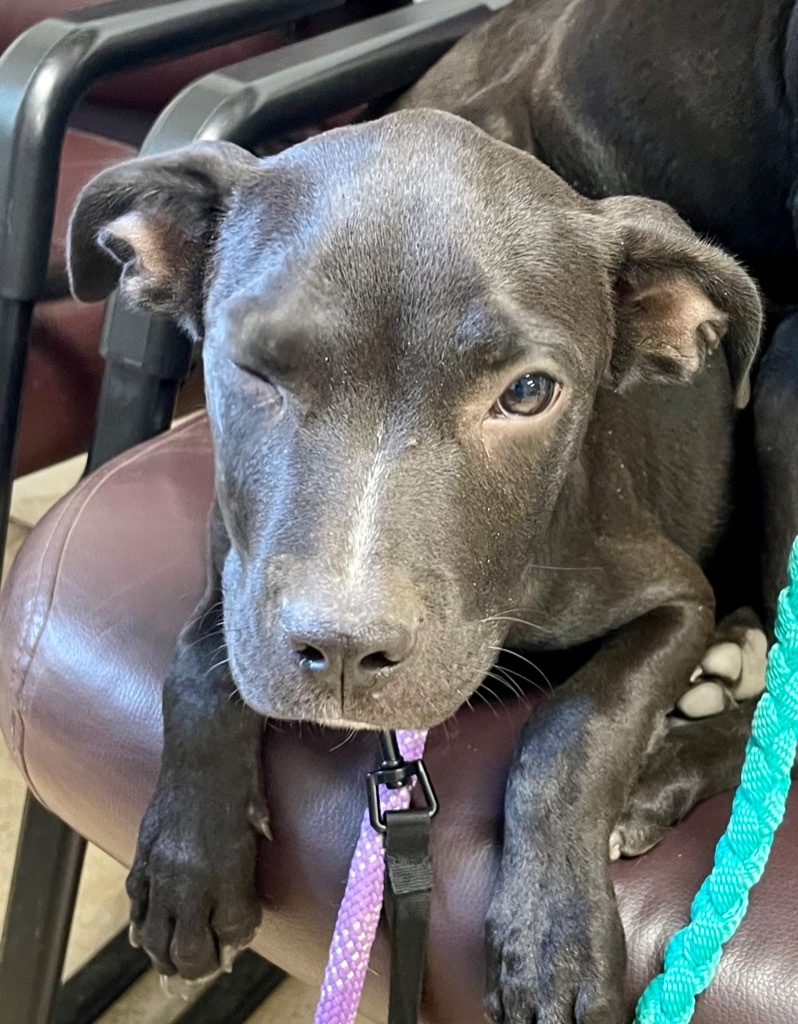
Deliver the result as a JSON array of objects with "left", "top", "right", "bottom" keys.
[
  {"left": 221, "top": 946, "right": 237, "bottom": 974},
  {"left": 677, "top": 680, "right": 727, "bottom": 718},
  {"left": 735, "top": 629, "right": 768, "bottom": 699},
  {"left": 608, "top": 832, "right": 622, "bottom": 861},
  {"left": 701, "top": 641, "right": 742, "bottom": 683},
  {"left": 251, "top": 816, "right": 273, "bottom": 840},
  {"left": 160, "top": 974, "right": 195, "bottom": 1001},
  {"left": 247, "top": 802, "right": 273, "bottom": 839},
  {"left": 690, "top": 665, "right": 703, "bottom": 683},
  {"left": 128, "top": 923, "right": 141, "bottom": 948}
]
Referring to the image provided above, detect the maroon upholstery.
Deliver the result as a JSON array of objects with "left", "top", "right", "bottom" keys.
[{"left": 0, "top": 414, "right": 795, "bottom": 1023}]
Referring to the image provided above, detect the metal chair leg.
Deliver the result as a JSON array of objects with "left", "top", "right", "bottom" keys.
[
  {"left": 0, "top": 796, "right": 86, "bottom": 1024},
  {"left": 53, "top": 928, "right": 150, "bottom": 1024},
  {"left": 0, "top": 297, "right": 33, "bottom": 559},
  {"left": 174, "top": 953, "right": 286, "bottom": 1024}
]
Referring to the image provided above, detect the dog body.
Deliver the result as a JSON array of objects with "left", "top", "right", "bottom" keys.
[
  {"left": 398, "top": 0, "right": 798, "bottom": 304},
  {"left": 65, "top": 1, "right": 798, "bottom": 1021}
]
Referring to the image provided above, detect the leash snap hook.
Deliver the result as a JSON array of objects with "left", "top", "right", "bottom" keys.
[{"left": 367, "top": 730, "right": 438, "bottom": 834}]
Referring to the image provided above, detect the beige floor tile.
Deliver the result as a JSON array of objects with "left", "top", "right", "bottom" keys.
[
  {"left": 10, "top": 453, "right": 86, "bottom": 528},
  {"left": 1, "top": 519, "right": 29, "bottom": 586},
  {"left": 63, "top": 846, "right": 130, "bottom": 977},
  {"left": 0, "top": 740, "right": 28, "bottom": 918},
  {"left": 246, "top": 977, "right": 327, "bottom": 1023}
]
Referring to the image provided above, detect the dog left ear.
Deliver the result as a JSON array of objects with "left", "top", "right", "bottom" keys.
[
  {"left": 67, "top": 141, "right": 260, "bottom": 340},
  {"left": 599, "top": 196, "right": 762, "bottom": 408}
]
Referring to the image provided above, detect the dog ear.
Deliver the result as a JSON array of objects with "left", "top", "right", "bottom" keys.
[
  {"left": 599, "top": 196, "right": 762, "bottom": 408},
  {"left": 67, "top": 141, "right": 259, "bottom": 339}
]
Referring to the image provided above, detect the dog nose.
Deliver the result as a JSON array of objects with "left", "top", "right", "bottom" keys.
[{"left": 284, "top": 611, "right": 416, "bottom": 684}]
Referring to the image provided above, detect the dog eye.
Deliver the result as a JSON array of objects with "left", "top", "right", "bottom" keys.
[
  {"left": 234, "top": 362, "right": 272, "bottom": 386},
  {"left": 494, "top": 373, "right": 561, "bottom": 417}
]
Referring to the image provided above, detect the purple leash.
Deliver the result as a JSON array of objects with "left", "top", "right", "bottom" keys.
[{"left": 314, "top": 729, "right": 430, "bottom": 1024}]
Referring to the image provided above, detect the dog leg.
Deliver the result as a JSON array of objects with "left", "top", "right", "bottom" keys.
[
  {"left": 608, "top": 607, "right": 768, "bottom": 860},
  {"left": 126, "top": 503, "right": 269, "bottom": 982},
  {"left": 613, "top": 695, "right": 798, "bottom": 860},
  {"left": 611, "top": 700, "right": 755, "bottom": 859},
  {"left": 485, "top": 545, "right": 714, "bottom": 1024}
]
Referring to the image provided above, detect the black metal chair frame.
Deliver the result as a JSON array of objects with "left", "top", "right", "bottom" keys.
[{"left": 0, "top": 1, "right": 500, "bottom": 1022}]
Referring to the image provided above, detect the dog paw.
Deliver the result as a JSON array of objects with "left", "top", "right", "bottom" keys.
[
  {"left": 677, "top": 608, "right": 767, "bottom": 719},
  {"left": 126, "top": 777, "right": 268, "bottom": 981},
  {"left": 611, "top": 697, "right": 759, "bottom": 860},
  {"left": 609, "top": 820, "right": 668, "bottom": 861},
  {"left": 485, "top": 869, "right": 626, "bottom": 1023}
]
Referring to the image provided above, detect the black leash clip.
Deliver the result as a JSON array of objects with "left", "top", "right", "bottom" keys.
[{"left": 366, "top": 730, "right": 439, "bottom": 834}]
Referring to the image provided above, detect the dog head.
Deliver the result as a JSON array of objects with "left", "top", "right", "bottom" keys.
[{"left": 68, "top": 110, "right": 761, "bottom": 728}]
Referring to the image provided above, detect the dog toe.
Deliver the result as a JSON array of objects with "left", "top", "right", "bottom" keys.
[
  {"left": 169, "top": 912, "right": 220, "bottom": 981},
  {"left": 700, "top": 641, "right": 743, "bottom": 683},
  {"left": 139, "top": 904, "right": 177, "bottom": 976},
  {"left": 677, "top": 679, "right": 731, "bottom": 718}
]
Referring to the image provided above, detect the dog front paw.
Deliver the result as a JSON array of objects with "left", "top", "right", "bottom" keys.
[
  {"left": 485, "top": 869, "right": 626, "bottom": 1024},
  {"left": 677, "top": 608, "right": 767, "bottom": 719},
  {"left": 126, "top": 776, "right": 270, "bottom": 981}
]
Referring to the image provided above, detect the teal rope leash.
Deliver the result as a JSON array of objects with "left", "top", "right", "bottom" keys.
[{"left": 634, "top": 537, "right": 798, "bottom": 1024}]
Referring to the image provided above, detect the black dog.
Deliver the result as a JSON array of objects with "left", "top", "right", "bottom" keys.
[{"left": 66, "top": 1, "right": 798, "bottom": 1021}]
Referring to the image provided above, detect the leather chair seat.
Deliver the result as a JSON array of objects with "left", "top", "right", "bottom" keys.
[{"left": 1, "top": 414, "right": 795, "bottom": 1023}]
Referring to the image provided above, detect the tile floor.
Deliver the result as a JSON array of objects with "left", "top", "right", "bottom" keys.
[{"left": 0, "top": 454, "right": 366, "bottom": 1024}]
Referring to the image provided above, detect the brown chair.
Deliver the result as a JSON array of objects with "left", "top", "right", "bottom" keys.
[{"left": 3, "top": 4, "right": 795, "bottom": 1024}]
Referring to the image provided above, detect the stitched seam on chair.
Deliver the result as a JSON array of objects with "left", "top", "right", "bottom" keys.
[{"left": 11, "top": 415, "right": 210, "bottom": 801}]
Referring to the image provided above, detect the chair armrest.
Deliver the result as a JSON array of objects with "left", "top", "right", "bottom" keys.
[
  {"left": 0, "top": 0, "right": 347, "bottom": 302},
  {"left": 140, "top": 0, "right": 501, "bottom": 156}
]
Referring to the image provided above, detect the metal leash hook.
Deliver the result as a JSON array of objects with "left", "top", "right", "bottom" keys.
[{"left": 367, "top": 729, "right": 439, "bottom": 834}]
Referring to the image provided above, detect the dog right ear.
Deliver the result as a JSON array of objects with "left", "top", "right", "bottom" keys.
[
  {"left": 67, "top": 141, "right": 259, "bottom": 340},
  {"left": 598, "top": 195, "right": 763, "bottom": 408}
]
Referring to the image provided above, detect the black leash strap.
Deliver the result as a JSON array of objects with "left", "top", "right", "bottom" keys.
[
  {"left": 367, "top": 731, "right": 438, "bottom": 1024},
  {"left": 384, "top": 809, "right": 433, "bottom": 1024}
]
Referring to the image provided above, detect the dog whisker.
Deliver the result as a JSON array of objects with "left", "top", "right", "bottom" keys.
[
  {"left": 329, "top": 729, "right": 358, "bottom": 753},
  {"left": 481, "top": 614, "right": 546, "bottom": 633},
  {"left": 182, "top": 626, "right": 224, "bottom": 652},
  {"left": 480, "top": 679, "right": 509, "bottom": 713},
  {"left": 182, "top": 601, "right": 224, "bottom": 635},
  {"left": 489, "top": 665, "right": 528, "bottom": 701},
  {"left": 472, "top": 688, "right": 500, "bottom": 718},
  {"left": 493, "top": 662, "right": 548, "bottom": 700},
  {"left": 488, "top": 646, "right": 554, "bottom": 695},
  {"left": 206, "top": 657, "right": 230, "bottom": 677},
  {"left": 525, "top": 563, "right": 601, "bottom": 572}
]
